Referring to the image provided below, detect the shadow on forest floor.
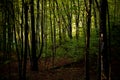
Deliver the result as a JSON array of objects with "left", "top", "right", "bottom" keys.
[
  {"left": 0, "top": 47, "right": 120, "bottom": 80},
  {"left": 0, "top": 56, "right": 97, "bottom": 80}
]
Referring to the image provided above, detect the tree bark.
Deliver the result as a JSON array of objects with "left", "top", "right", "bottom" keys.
[
  {"left": 23, "top": 3, "right": 28, "bottom": 80},
  {"left": 31, "top": 0, "right": 38, "bottom": 71},
  {"left": 84, "top": 0, "right": 92, "bottom": 80},
  {"left": 100, "top": 0, "right": 109, "bottom": 80}
]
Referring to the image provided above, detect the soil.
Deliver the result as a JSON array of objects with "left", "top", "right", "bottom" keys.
[
  {"left": 0, "top": 48, "right": 120, "bottom": 80},
  {"left": 0, "top": 56, "right": 97, "bottom": 80}
]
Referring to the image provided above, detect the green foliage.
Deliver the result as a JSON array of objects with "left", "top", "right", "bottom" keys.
[
  {"left": 57, "top": 39, "right": 85, "bottom": 61},
  {"left": 90, "top": 36, "right": 99, "bottom": 54},
  {"left": 56, "top": 47, "right": 66, "bottom": 57}
]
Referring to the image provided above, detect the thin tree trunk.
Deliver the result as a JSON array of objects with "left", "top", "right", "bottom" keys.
[
  {"left": 93, "top": 0, "right": 98, "bottom": 36},
  {"left": 106, "top": 2, "right": 111, "bottom": 79},
  {"left": 31, "top": 0, "right": 38, "bottom": 71},
  {"left": 76, "top": 1, "right": 80, "bottom": 40},
  {"left": 3, "top": 0, "right": 7, "bottom": 61},
  {"left": 67, "top": 1, "right": 72, "bottom": 39},
  {"left": 55, "top": 0, "right": 62, "bottom": 45},
  {"left": 13, "top": 1, "right": 23, "bottom": 78},
  {"left": 84, "top": 0, "right": 92, "bottom": 80},
  {"left": 36, "top": 0, "right": 40, "bottom": 54},
  {"left": 14, "top": 18, "right": 22, "bottom": 80},
  {"left": 100, "top": 0, "right": 109, "bottom": 80},
  {"left": 23, "top": 3, "right": 28, "bottom": 80},
  {"left": 49, "top": 0, "right": 54, "bottom": 68},
  {"left": 8, "top": 0, "right": 15, "bottom": 79},
  {"left": 52, "top": 0, "right": 56, "bottom": 68},
  {"left": 21, "top": 0, "right": 24, "bottom": 61},
  {"left": 37, "top": 0, "right": 44, "bottom": 60},
  {"left": 114, "top": 0, "right": 116, "bottom": 23}
]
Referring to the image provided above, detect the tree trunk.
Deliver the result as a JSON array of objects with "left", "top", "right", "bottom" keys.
[
  {"left": 84, "top": 0, "right": 92, "bottom": 80},
  {"left": 67, "top": 1, "right": 72, "bottom": 39},
  {"left": 3, "top": 0, "right": 7, "bottom": 61},
  {"left": 100, "top": 0, "right": 109, "bottom": 80},
  {"left": 23, "top": 3, "right": 28, "bottom": 80},
  {"left": 52, "top": 0, "right": 56, "bottom": 68},
  {"left": 55, "top": 0, "right": 62, "bottom": 45},
  {"left": 106, "top": 2, "right": 111, "bottom": 79},
  {"left": 31, "top": 0, "right": 38, "bottom": 71},
  {"left": 93, "top": 0, "right": 98, "bottom": 36}
]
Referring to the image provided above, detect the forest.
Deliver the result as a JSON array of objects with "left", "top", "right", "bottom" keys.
[{"left": 0, "top": 0, "right": 120, "bottom": 80}]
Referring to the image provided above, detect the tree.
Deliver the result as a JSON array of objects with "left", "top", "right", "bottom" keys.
[
  {"left": 2, "top": 0, "right": 7, "bottom": 62},
  {"left": 23, "top": 2, "right": 29, "bottom": 80},
  {"left": 84, "top": 0, "right": 92, "bottom": 80},
  {"left": 99, "top": 0, "right": 109, "bottom": 80},
  {"left": 75, "top": 0, "right": 80, "bottom": 40},
  {"left": 30, "top": 0, "right": 38, "bottom": 71},
  {"left": 52, "top": 0, "right": 57, "bottom": 68},
  {"left": 55, "top": 0, "right": 62, "bottom": 45}
]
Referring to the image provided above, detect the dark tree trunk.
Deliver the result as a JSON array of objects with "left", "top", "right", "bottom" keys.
[
  {"left": 106, "top": 2, "right": 111, "bottom": 79},
  {"left": 36, "top": 0, "right": 40, "bottom": 54},
  {"left": 84, "top": 0, "right": 92, "bottom": 80},
  {"left": 58, "top": 20, "right": 62, "bottom": 45},
  {"left": 100, "top": 0, "right": 109, "bottom": 80},
  {"left": 68, "top": 17, "right": 72, "bottom": 39},
  {"left": 75, "top": 0, "right": 80, "bottom": 40},
  {"left": 55, "top": 0, "right": 62, "bottom": 45},
  {"left": 21, "top": 0, "right": 24, "bottom": 60},
  {"left": 3, "top": 0, "right": 7, "bottom": 61},
  {"left": 23, "top": 3, "right": 28, "bottom": 80},
  {"left": 52, "top": 0, "right": 56, "bottom": 68},
  {"left": 7, "top": 1, "right": 15, "bottom": 79},
  {"left": 67, "top": 1, "right": 72, "bottom": 39},
  {"left": 31, "top": 0, "right": 38, "bottom": 71}
]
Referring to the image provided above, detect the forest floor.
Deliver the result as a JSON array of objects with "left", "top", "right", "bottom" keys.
[
  {"left": 0, "top": 47, "right": 120, "bottom": 80},
  {"left": 0, "top": 56, "right": 97, "bottom": 80}
]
